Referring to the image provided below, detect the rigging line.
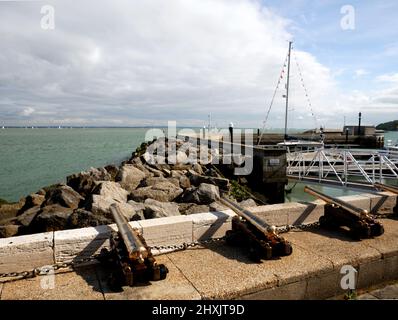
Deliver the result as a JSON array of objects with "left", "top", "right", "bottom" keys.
[
  {"left": 292, "top": 50, "right": 319, "bottom": 133},
  {"left": 257, "top": 51, "right": 289, "bottom": 145}
]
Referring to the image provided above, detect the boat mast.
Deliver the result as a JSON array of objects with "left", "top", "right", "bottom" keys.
[{"left": 284, "top": 41, "right": 292, "bottom": 141}]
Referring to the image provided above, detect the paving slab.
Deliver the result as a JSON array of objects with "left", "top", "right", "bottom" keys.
[
  {"left": 284, "top": 228, "right": 382, "bottom": 269},
  {"left": 361, "top": 218, "right": 398, "bottom": 258},
  {"left": 241, "top": 280, "right": 307, "bottom": 300},
  {"left": 166, "top": 240, "right": 332, "bottom": 299},
  {"left": 357, "top": 293, "right": 378, "bottom": 300},
  {"left": 98, "top": 255, "right": 201, "bottom": 300},
  {"left": 1, "top": 265, "right": 104, "bottom": 300},
  {"left": 370, "top": 283, "right": 398, "bottom": 299}
]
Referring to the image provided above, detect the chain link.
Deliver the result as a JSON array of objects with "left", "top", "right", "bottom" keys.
[
  {"left": 0, "top": 255, "right": 100, "bottom": 282},
  {"left": 149, "top": 236, "right": 226, "bottom": 253},
  {"left": 276, "top": 221, "right": 320, "bottom": 234}
]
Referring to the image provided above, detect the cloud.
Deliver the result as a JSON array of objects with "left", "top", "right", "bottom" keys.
[
  {"left": 0, "top": 0, "right": 394, "bottom": 129},
  {"left": 376, "top": 73, "right": 398, "bottom": 83},
  {"left": 354, "top": 69, "right": 369, "bottom": 78},
  {"left": 20, "top": 107, "right": 35, "bottom": 116}
]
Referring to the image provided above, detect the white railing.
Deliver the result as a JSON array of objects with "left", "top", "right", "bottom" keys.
[{"left": 287, "top": 147, "right": 398, "bottom": 186}]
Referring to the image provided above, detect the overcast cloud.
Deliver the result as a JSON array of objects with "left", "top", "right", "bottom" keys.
[{"left": 0, "top": 0, "right": 396, "bottom": 128}]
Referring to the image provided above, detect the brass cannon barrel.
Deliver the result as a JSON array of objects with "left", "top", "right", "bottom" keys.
[
  {"left": 110, "top": 204, "right": 148, "bottom": 262},
  {"left": 304, "top": 186, "right": 368, "bottom": 218},
  {"left": 219, "top": 196, "right": 271, "bottom": 235},
  {"left": 374, "top": 182, "right": 398, "bottom": 194}
]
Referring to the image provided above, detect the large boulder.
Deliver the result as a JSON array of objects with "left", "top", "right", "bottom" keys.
[
  {"left": 189, "top": 174, "right": 229, "bottom": 190},
  {"left": 238, "top": 198, "right": 257, "bottom": 209},
  {"left": 115, "top": 164, "right": 146, "bottom": 192},
  {"left": 0, "top": 200, "right": 25, "bottom": 222},
  {"left": 141, "top": 177, "right": 180, "bottom": 188},
  {"left": 17, "top": 206, "right": 41, "bottom": 227},
  {"left": 143, "top": 199, "right": 180, "bottom": 219},
  {"left": 178, "top": 203, "right": 210, "bottom": 215},
  {"left": 167, "top": 151, "right": 188, "bottom": 165},
  {"left": 86, "top": 182, "right": 129, "bottom": 217},
  {"left": 130, "top": 181, "right": 183, "bottom": 202},
  {"left": 0, "top": 225, "right": 20, "bottom": 238},
  {"left": 181, "top": 183, "right": 220, "bottom": 205},
  {"left": 68, "top": 209, "right": 112, "bottom": 228},
  {"left": 209, "top": 201, "right": 229, "bottom": 212},
  {"left": 104, "top": 165, "right": 120, "bottom": 181},
  {"left": 92, "top": 181, "right": 129, "bottom": 203},
  {"left": 31, "top": 205, "right": 74, "bottom": 232},
  {"left": 44, "top": 185, "right": 84, "bottom": 209},
  {"left": 179, "top": 175, "right": 191, "bottom": 189},
  {"left": 67, "top": 167, "right": 112, "bottom": 196},
  {"left": 22, "top": 193, "right": 45, "bottom": 210},
  {"left": 126, "top": 201, "right": 146, "bottom": 221}
]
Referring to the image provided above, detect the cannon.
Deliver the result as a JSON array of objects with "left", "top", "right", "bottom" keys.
[
  {"left": 218, "top": 196, "right": 293, "bottom": 262},
  {"left": 105, "top": 203, "right": 168, "bottom": 289},
  {"left": 304, "top": 186, "right": 384, "bottom": 239}
]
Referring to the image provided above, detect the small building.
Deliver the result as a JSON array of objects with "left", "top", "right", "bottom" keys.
[{"left": 343, "top": 125, "right": 376, "bottom": 136}]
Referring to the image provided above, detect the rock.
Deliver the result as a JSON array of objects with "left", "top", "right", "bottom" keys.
[
  {"left": 189, "top": 174, "right": 229, "bottom": 190},
  {"left": 68, "top": 209, "right": 112, "bottom": 228},
  {"left": 178, "top": 203, "right": 210, "bottom": 215},
  {"left": 170, "top": 170, "right": 183, "bottom": 178},
  {"left": 116, "top": 164, "right": 146, "bottom": 192},
  {"left": 24, "top": 194, "right": 45, "bottom": 209},
  {"left": 32, "top": 205, "right": 74, "bottom": 232},
  {"left": 209, "top": 201, "right": 229, "bottom": 212},
  {"left": 181, "top": 183, "right": 220, "bottom": 205},
  {"left": 89, "top": 195, "right": 115, "bottom": 217},
  {"left": 126, "top": 201, "right": 146, "bottom": 221},
  {"left": 239, "top": 198, "right": 257, "bottom": 209},
  {"left": 92, "top": 181, "right": 129, "bottom": 203},
  {"left": 37, "top": 189, "right": 46, "bottom": 196},
  {"left": 196, "top": 183, "right": 220, "bottom": 204},
  {"left": 0, "top": 200, "right": 25, "bottom": 222},
  {"left": 167, "top": 151, "right": 188, "bottom": 165},
  {"left": 17, "top": 206, "right": 41, "bottom": 227},
  {"left": 129, "top": 157, "right": 153, "bottom": 176},
  {"left": 104, "top": 165, "right": 119, "bottom": 181},
  {"left": 44, "top": 185, "right": 84, "bottom": 209},
  {"left": 143, "top": 164, "right": 165, "bottom": 177},
  {"left": 192, "top": 163, "right": 204, "bottom": 175},
  {"left": 0, "top": 225, "right": 20, "bottom": 238},
  {"left": 141, "top": 177, "right": 180, "bottom": 188},
  {"left": 179, "top": 176, "right": 191, "bottom": 189},
  {"left": 143, "top": 199, "right": 180, "bottom": 219},
  {"left": 130, "top": 181, "right": 183, "bottom": 202},
  {"left": 67, "top": 167, "right": 111, "bottom": 196}
]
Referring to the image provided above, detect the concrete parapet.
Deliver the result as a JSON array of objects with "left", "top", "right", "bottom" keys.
[{"left": 0, "top": 232, "right": 54, "bottom": 273}]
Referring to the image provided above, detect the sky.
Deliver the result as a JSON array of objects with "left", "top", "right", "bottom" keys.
[{"left": 0, "top": 0, "right": 397, "bottom": 129}]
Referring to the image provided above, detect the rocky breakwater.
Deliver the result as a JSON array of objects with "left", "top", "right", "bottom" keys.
[{"left": 0, "top": 138, "right": 257, "bottom": 238}]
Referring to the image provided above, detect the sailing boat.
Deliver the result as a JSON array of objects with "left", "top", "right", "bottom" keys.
[{"left": 276, "top": 41, "right": 323, "bottom": 150}]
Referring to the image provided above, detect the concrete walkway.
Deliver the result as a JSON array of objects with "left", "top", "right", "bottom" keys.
[{"left": 1, "top": 217, "right": 397, "bottom": 300}]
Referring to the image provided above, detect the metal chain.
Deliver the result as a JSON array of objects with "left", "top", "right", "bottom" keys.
[
  {"left": 276, "top": 221, "right": 320, "bottom": 234},
  {"left": 0, "top": 255, "right": 100, "bottom": 282},
  {"left": 149, "top": 236, "right": 226, "bottom": 253}
]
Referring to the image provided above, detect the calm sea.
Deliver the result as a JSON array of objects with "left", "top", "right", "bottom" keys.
[{"left": 1, "top": 128, "right": 397, "bottom": 203}]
